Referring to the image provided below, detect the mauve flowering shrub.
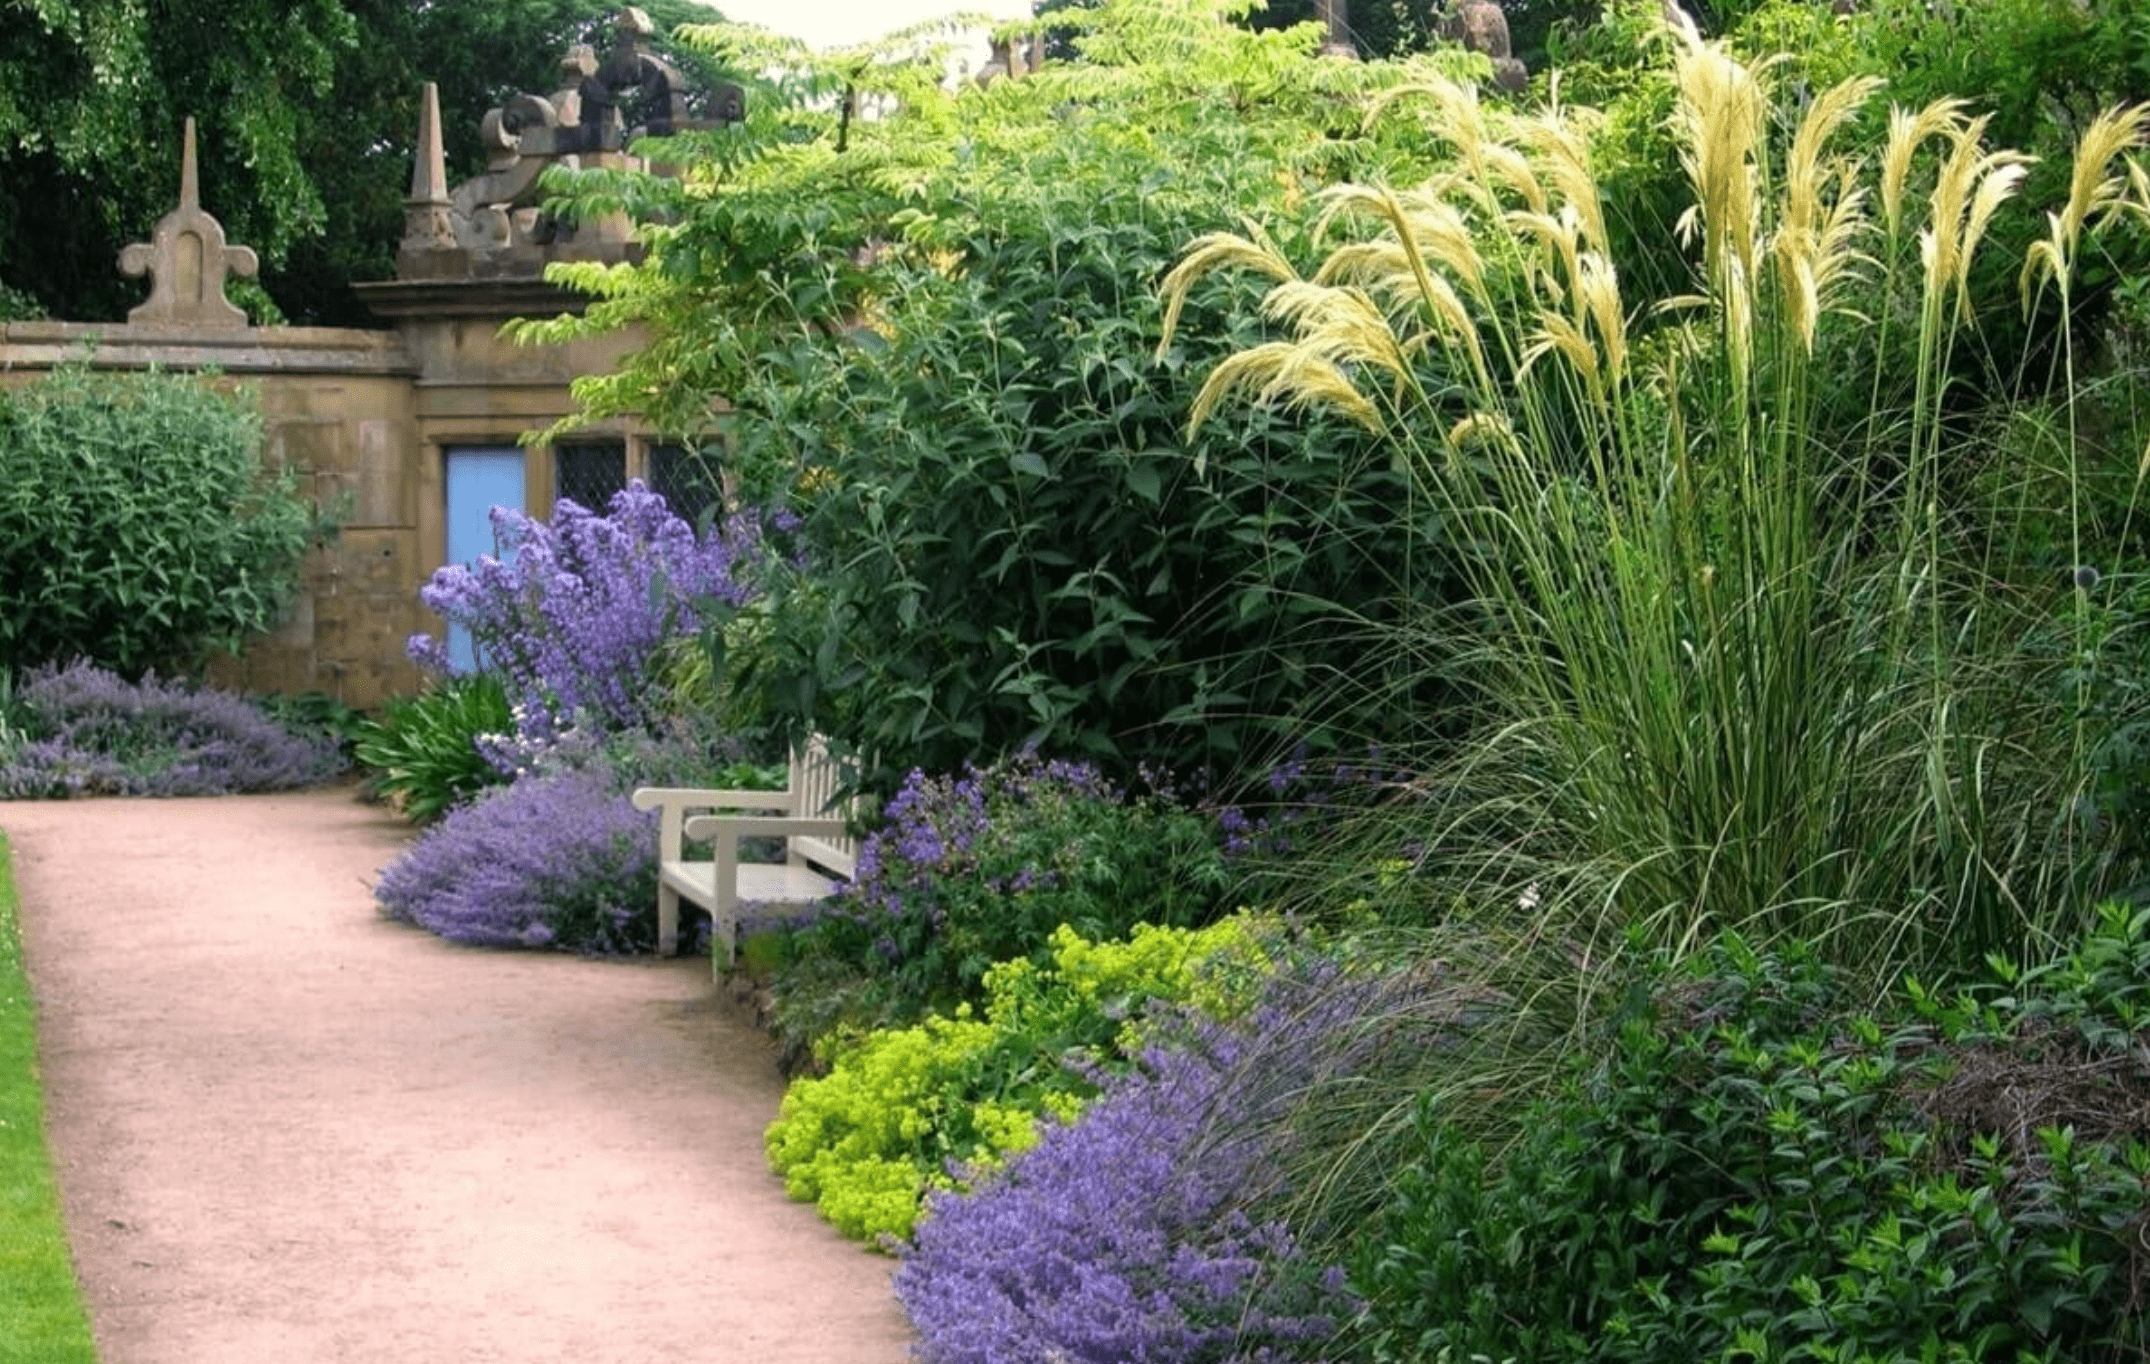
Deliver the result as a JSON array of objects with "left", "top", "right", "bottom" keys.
[
  {"left": 805, "top": 751, "right": 1232, "bottom": 1013},
  {"left": 371, "top": 726, "right": 753, "bottom": 952},
  {"left": 0, "top": 660, "right": 345, "bottom": 798},
  {"left": 407, "top": 482, "right": 773, "bottom": 737},
  {"left": 895, "top": 961, "right": 1415, "bottom": 1364}
]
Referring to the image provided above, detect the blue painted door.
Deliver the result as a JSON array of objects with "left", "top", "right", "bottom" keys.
[{"left": 443, "top": 445, "right": 526, "bottom": 673}]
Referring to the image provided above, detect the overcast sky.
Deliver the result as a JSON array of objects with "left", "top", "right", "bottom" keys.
[{"left": 707, "top": 0, "right": 1038, "bottom": 51}]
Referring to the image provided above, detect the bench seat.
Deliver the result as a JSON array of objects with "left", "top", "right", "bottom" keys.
[{"left": 631, "top": 735, "right": 858, "bottom": 968}]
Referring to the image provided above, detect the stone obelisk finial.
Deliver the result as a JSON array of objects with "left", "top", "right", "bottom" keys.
[
  {"left": 397, "top": 83, "right": 463, "bottom": 274},
  {"left": 116, "top": 117, "right": 258, "bottom": 329}
]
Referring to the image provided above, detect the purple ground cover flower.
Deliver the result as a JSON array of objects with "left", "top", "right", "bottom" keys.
[
  {"left": 408, "top": 482, "right": 768, "bottom": 737},
  {"left": 817, "top": 751, "right": 1229, "bottom": 1007},
  {"left": 372, "top": 764, "right": 660, "bottom": 952},
  {"left": 370, "top": 725, "right": 752, "bottom": 953},
  {"left": 0, "top": 661, "right": 344, "bottom": 798},
  {"left": 896, "top": 965, "right": 1393, "bottom": 1364}
]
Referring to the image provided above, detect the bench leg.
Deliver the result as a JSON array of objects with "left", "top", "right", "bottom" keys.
[
  {"left": 711, "top": 909, "right": 737, "bottom": 976},
  {"left": 657, "top": 884, "right": 680, "bottom": 957}
]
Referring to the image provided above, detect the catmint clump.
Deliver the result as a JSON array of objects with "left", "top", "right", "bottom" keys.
[
  {"left": 408, "top": 482, "right": 770, "bottom": 738},
  {"left": 895, "top": 961, "right": 1389, "bottom": 1364},
  {"left": 806, "top": 750, "right": 1231, "bottom": 1013},
  {"left": 373, "top": 764, "right": 658, "bottom": 952},
  {"left": 0, "top": 660, "right": 345, "bottom": 797}
]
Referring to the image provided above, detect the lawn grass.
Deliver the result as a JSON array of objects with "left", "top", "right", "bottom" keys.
[{"left": 0, "top": 831, "right": 98, "bottom": 1362}]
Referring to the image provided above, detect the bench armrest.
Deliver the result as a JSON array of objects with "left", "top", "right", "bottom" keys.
[{"left": 632, "top": 786, "right": 797, "bottom": 864}]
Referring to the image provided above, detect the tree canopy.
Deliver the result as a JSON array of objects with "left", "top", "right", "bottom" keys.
[{"left": 0, "top": 0, "right": 728, "bottom": 326}]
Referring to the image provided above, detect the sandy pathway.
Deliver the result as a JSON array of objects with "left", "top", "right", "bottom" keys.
[{"left": 4, "top": 786, "right": 914, "bottom": 1364}]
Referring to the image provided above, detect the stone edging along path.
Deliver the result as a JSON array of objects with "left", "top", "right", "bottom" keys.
[{"left": 5, "top": 785, "right": 914, "bottom": 1364}]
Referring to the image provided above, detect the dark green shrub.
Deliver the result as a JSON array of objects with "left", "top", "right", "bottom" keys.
[
  {"left": 1352, "top": 922, "right": 2150, "bottom": 1364},
  {"left": 739, "top": 194, "right": 1450, "bottom": 789},
  {"left": 0, "top": 366, "right": 321, "bottom": 678},
  {"left": 352, "top": 675, "right": 513, "bottom": 822}
]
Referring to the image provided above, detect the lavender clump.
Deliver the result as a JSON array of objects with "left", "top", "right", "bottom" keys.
[
  {"left": 371, "top": 724, "right": 755, "bottom": 953},
  {"left": 373, "top": 764, "right": 658, "bottom": 952},
  {"left": 0, "top": 660, "right": 345, "bottom": 798},
  {"left": 895, "top": 962, "right": 1393, "bottom": 1364},
  {"left": 408, "top": 481, "right": 768, "bottom": 738}
]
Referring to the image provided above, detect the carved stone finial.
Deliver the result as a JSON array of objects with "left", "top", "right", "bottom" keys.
[
  {"left": 116, "top": 117, "right": 258, "bottom": 329},
  {"left": 1441, "top": 1, "right": 1529, "bottom": 93}
]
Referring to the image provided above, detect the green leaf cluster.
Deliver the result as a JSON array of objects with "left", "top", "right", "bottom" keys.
[
  {"left": 352, "top": 674, "right": 516, "bottom": 823},
  {"left": 765, "top": 914, "right": 1271, "bottom": 1243},
  {"left": 0, "top": 366, "right": 319, "bottom": 678},
  {"left": 1353, "top": 920, "right": 2150, "bottom": 1364}
]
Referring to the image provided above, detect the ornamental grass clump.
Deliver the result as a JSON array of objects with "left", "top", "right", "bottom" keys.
[
  {"left": 0, "top": 660, "right": 344, "bottom": 798},
  {"left": 407, "top": 482, "right": 772, "bottom": 738},
  {"left": 1159, "top": 27, "right": 2150, "bottom": 982}
]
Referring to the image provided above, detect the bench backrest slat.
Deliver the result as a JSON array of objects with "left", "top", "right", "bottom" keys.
[{"left": 789, "top": 733, "right": 858, "bottom": 878}]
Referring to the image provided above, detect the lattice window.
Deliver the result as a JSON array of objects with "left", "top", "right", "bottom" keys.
[
  {"left": 649, "top": 443, "right": 726, "bottom": 531},
  {"left": 554, "top": 441, "right": 626, "bottom": 513}
]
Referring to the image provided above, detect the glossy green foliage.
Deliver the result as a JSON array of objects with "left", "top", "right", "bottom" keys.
[
  {"left": 353, "top": 675, "right": 515, "bottom": 823},
  {"left": 1353, "top": 922, "right": 2150, "bottom": 1364}
]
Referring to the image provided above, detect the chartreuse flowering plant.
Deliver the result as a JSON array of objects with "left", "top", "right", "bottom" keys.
[
  {"left": 765, "top": 915, "right": 1271, "bottom": 1243},
  {"left": 406, "top": 482, "right": 775, "bottom": 738}
]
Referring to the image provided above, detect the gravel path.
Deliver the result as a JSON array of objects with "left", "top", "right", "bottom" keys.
[{"left": 4, "top": 786, "right": 913, "bottom": 1364}]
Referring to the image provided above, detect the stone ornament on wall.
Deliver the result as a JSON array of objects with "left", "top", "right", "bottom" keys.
[
  {"left": 397, "top": 6, "right": 745, "bottom": 282},
  {"left": 1440, "top": 0, "right": 1529, "bottom": 94},
  {"left": 116, "top": 117, "right": 260, "bottom": 329}
]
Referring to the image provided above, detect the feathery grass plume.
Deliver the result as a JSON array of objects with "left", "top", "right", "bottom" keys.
[
  {"left": 1917, "top": 116, "right": 2032, "bottom": 324},
  {"left": 1310, "top": 185, "right": 1492, "bottom": 388},
  {"left": 1769, "top": 75, "right": 1883, "bottom": 351},
  {"left": 1669, "top": 31, "right": 1775, "bottom": 291},
  {"left": 1880, "top": 98, "right": 1970, "bottom": 246},
  {"left": 2022, "top": 103, "right": 2150, "bottom": 306},
  {"left": 1155, "top": 222, "right": 1299, "bottom": 363},
  {"left": 1313, "top": 184, "right": 1489, "bottom": 305},
  {"left": 1188, "top": 342, "right": 1384, "bottom": 435},
  {"left": 1514, "top": 108, "right": 1608, "bottom": 258}
]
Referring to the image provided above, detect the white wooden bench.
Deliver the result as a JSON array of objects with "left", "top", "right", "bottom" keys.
[{"left": 630, "top": 734, "right": 858, "bottom": 967}]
